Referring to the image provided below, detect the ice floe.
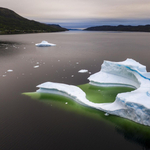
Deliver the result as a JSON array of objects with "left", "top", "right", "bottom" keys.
[
  {"left": 36, "top": 58, "right": 150, "bottom": 126},
  {"left": 35, "top": 41, "right": 56, "bottom": 47},
  {"left": 7, "top": 69, "right": 13, "bottom": 72},
  {"left": 34, "top": 65, "right": 39, "bottom": 68},
  {"left": 78, "top": 69, "right": 88, "bottom": 73}
]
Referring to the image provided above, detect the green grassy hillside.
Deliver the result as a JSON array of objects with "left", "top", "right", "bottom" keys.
[{"left": 0, "top": 7, "right": 67, "bottom": 34}]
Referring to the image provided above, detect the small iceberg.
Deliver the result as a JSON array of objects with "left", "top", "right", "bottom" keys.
[
  {"left": 34, "top": 65, "right": 39, "bottom": 68},
  {"left": 7, "top": 69, "right": 13, "bottom": 72},
  {"left": 78, "top": 69, "right": 88, "bottom": 73},
  {"left": 35, "top": 41, "right": 56, "bottom": 47}
]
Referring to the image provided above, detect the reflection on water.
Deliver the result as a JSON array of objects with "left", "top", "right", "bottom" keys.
[{"left": 0, "top": 31, "right": 150, "bottom": 149}]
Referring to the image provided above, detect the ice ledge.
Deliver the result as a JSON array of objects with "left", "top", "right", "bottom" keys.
[{"left": 36, "top": 59, "right": 150, "bottom": 126}]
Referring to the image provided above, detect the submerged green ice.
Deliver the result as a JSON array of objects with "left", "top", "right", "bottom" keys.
[
  {"left": 24, "top": 83, "right": 150, "bottom": 148},
  {"left": 24, "top": 84, "right": 134, "bottom": 117}
]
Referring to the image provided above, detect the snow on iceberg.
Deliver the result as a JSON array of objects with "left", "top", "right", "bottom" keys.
[
  {"left": 36, "top": 82, "right": 113, "bottom": 110},
  {"left": 36, "top": 58, "right": 150, "bottom": 126},
  {"left": 36, "top": 82, "right": 89, "bottom": 106},
  {"left": 88, "top": 58, "right": 150, "bottom": 126},
  {"left": 35, "top": 41, "right": 56, "bottom": 47}
]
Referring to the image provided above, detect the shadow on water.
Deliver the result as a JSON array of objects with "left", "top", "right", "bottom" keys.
[
  {"left": 0, "top": 41, "right": 26, "bottom": 57},
  {"left": 23, "top": 83, "right": 150, "bottom": 149},
  {"left": 0, "top": 41, "right": 23, "bottom": 46}
]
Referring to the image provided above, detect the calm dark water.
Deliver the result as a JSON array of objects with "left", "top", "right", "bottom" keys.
[{"left": 0, "top": 31, "right": 150, "bottom": 150}]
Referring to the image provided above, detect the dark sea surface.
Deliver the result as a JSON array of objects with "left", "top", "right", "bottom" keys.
[{"left": 0, "top": 31, "right": 150, "bottom": 150}]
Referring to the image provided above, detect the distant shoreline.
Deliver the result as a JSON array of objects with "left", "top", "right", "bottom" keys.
[{"left": 84, "top": 25, "right": 150, "bottom": 32}]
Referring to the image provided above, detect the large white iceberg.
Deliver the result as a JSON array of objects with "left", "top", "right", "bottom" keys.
[
  {"left": 36, "top": 59, "right": 150, "bottom": 126},
  {"left": 35, "top": 41, "right": 56, "bottom": 47},
  {"left": 88, "top": 58, "right": 150, "bottom": 126}
]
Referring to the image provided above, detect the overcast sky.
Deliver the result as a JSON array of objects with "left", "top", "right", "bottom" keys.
[{"left": 1, "top": 0, "right": 150, "bottom": 28}]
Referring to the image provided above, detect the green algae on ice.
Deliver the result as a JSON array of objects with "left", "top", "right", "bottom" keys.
[{"left": 23, "top": 83, "right": 134, "bottom": 121}]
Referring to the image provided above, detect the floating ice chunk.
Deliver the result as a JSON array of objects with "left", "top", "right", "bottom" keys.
[
  {"left": 35, "top": 41, "right": 56, "bottom": 47},
  {"left": 7, "top": 69, "right": 13, "bottom": 72},
  {"left": 78, "top": 69, "right": 88, "bottom": 73},
  {"left": 34, "top": 65, "right": 39, "bottom": 68},
  {"left": 35, "top": 58, "right": 150, "bottom": 126}
]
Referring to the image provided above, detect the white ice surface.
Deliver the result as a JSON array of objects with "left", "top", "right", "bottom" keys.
[
  {"left": 35, "top": 41, "right": 56, "bottom": 47},
  {"left": 78, "top": 69, "right": 88, "bottom": 73},
  {"left": 7, "top": 69, "right": 13, "bottom": 72},
  {"left": 34, "top": 65, "right": 39, "bottom": 68},
  {"left": 88, "top": 58, "right": 150, "bottom": 126},
  {"left": 36, "top": 59, "right": 150, "bottom": 126}
]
